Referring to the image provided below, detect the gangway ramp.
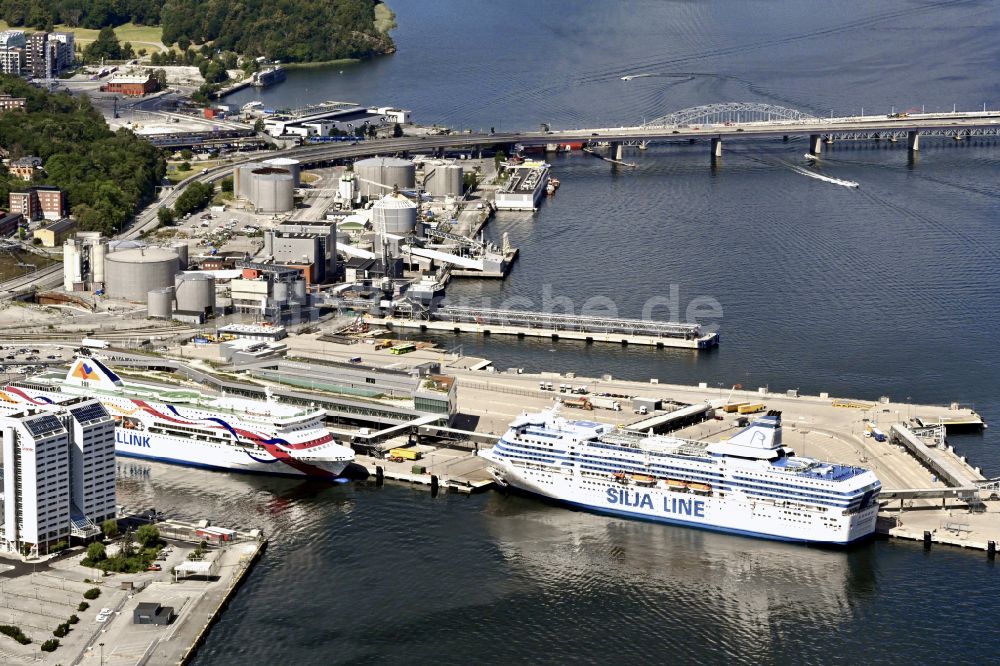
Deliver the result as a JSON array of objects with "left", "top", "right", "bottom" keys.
[
  {"left": 627, "top": 402, "right": 713, "bottom": 433},
  {"left": 889, "top": 424, "right": 986, "bottom": 488}
]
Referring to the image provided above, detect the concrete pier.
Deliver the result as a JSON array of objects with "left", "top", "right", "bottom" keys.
[
  {"left": 809, "top": 134, "right": 823, "bottom": 154},
  {"left": 610, "top": 142, "right": 624, "bottom": 161},
  {"left": 711, "top": 137, "right": 723, "bottom": 157},
  {"left": 908, "top": 129, "right": 920, "bottom": 151}
]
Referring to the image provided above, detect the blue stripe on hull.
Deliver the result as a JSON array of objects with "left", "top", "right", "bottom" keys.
[
  {"left": 506, "top": 485, "right": 873, "bottom": 547},
  {"left": 115, "top": 450, "right": 340, "bottom": 480}
]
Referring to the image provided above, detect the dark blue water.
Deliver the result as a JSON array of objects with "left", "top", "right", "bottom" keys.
[{"left": 178, "top": 1, "right": 1000, "bottom": 662}]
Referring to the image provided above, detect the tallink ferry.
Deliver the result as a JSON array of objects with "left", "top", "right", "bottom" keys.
[
  {"left": 0, "top": 356, "right": 354, "bottom": 479},
  {"left": 479, "top": 408, "right": 880, "bottom": 544}
]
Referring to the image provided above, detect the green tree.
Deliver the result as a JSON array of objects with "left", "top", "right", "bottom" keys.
[
  {"left": 41, "top": 638, "right": 59, "bottom": 652},
  {"left": 86, "top": 542, "right": 106, "bottom": 562},
  {"left": 157, "top": 206, "right": 176, "bottom": 225},
  {"left": 102, "top": 519, "right": 118, "bottom": 538},
  {"left": 392, "top": 123, "right": 403, "bottom": 138},
  {"left": 82, "top": 26, "right": 123, "bottom": 63},
  {"left": 220, "top": 176, "right": 233, "bottom": 193},
  {"left": 180, "top": 149, "right": 193, "bottom": 160},
  {"left": 136, "top": 525, "right": 161, "bottom": 549},
  {"left": 253, "top": 118, "right": 264, "bottom": 133}
]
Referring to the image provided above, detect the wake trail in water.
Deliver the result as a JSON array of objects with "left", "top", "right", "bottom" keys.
[{"left": 788, "top": 165, "right": 860, "bottom": 188}]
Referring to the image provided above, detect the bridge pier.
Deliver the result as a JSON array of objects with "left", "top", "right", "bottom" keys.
[
  {"left": 610, "top": 142, "right": 624, "bottom": 161},
  {"left": 907, "top": 130, "right": 920, "bottom": 152},
  {"left": 711, "top": 137, "right": 723, "bottom": 157},
  {"left": 808, "top": 134, "right": 823, "bottom": 155}
]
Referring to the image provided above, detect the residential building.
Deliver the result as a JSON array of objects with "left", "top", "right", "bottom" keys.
[
  {"left": 23, "top": 31, "right": 73, "bottom": 79},
  {"left": 9, "top": 186, "right": 68, "bottom": 221},
  {"left": 1, "top": 408, "right": 71, "bottom": 554},
  {"left": 0, "top": 398, "right": 115, "bottom": 555},
  {"left": 34, "top": 217, "right": 77, "bottom": 248},
  {"left": 0, "top": 50, "right": 24, "bottom": 77},
  {"left": 0, "top": 92, "right": 25, "bottom": 110},
  {"left": 101, "top": 72, "right": 158, "bottom": 97},
  {"left": 9, "top": 155, "right": 42, "bottom": 181},
  {"left": 0, "top": 30, "right": 25, "bottom": 49},
  {"left": 51, "top": 32, "right": 74, "bottom": 72}
]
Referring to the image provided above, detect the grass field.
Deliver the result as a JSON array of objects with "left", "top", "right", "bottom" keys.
[
  {"left": 0, "top": 249, "right": 58, "bottom": 282},
  {"left": 0, "top": 20, "right": 168, "bottom": 53}
]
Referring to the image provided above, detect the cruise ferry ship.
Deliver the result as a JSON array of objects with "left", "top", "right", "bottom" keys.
[
  {"left": 0, "top": 357, "right": 354, "bottom": 479},
  {"left": 479, "top": 408, "right": 880, "bottom": 544}
]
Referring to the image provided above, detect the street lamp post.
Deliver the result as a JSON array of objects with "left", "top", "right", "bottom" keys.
[{"left": 100, "top": 641, "right": 105, "bottom": 666}]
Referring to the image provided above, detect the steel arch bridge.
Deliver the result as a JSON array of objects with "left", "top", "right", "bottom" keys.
[{"left": 641, "top": 103, "right": 821, "bottom": 129}]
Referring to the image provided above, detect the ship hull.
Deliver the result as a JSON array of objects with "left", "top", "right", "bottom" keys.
[{"left": 485, "top": 461, "right": 877, "bottom": 545}]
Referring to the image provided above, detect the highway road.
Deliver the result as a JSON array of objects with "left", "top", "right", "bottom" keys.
[{"left": 4, "top": 108, "right": 998, "bottom": 297}]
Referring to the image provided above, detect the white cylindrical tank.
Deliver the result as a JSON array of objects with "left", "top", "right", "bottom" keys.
[
  {"left": 171, "top": 241, "right": 189, "bottom": 270},
  {"left": 104, "top": 247, "right": 179, "bottom": 301},
  {"left": 250, "top": 167, "right": 295, "bottom": 213},
  {"left": 338, "top": 172, "right": 355, "bottom": 201},
  {"left": 235, "top": 162, "right": 264, "bottom": 199},
  {"left": 262, "top": 157, "right": 301, "bottom": 186},
  {"left": 354, "top": 157, "right": 415, "bottom": 197},
  {"left": 292, "top": 280, "right": 307, "bottom": 302},
  {"left": 63, "top": 241, "right": 81, "bottom": 290},
  {"left": 173, "top": 272, "right": 215, "bottom": 314},
  {"left": 372, "top": 194, "right": 417, "bottom": 235},
  {"left": 272, "top": 281, "right": 289, "bottom": 302},
  {"left": 91, "top": 242, "right": 106, "bottom": 285},
  {"left": 147, "top": 287, "right": 174, "bottom": 319},
  {"left": 444, "top": 164, "right": 464, "bottom": 197}
]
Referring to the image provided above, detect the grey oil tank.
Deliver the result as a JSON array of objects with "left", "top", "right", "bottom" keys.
[
  {"left": 292, "top": 280, "right": 307, "bottom": 302},
  {"left": 235, "top": 162, "right": 264, "bottom": 199},
  {"left": 174, "top": 272, "right": 216, "bottom": 314},
  {"left": 372, "top": 194, "right": 417, "bottom": 235},
  {"left": 171, "top": 241, "right": 189, "bottom": 270},
  {"left": 272, "top": 281, "right": 289, "bottom": 302},
  {"left": 354, "top": 157, "right": 415, "bottom": 197},
  {"left": 104, "top": 247, "right": 179, "bottom": 301},
  {"left": 250, "top": 167, "right": 295, "bottom": 213},
  {"left": 147, "top": 287, "right": 174, "bottom": 319},
  {"left": 425, "top": 161, "right": 464, "bottom": 197},
  {"left": 262, "top": 157, "right": 301, "bottom": 186}
]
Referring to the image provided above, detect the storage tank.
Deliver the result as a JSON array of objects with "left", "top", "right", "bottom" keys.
[
  {"left": 174, "top": 272, "right": 216, "bottom": 314},
  {"left": 372, "top": 194, "right": 417, "bottom": 235},
  {"left": 250, "top": 167, "right": 295, "bottom": 213},
  {"left": 91, "top": 242, "right": 106, "bottom": 285},
  {"left": 338, "top": 172, "right": 356, "bottom": 202},
  {"left": 292, "top": 280, "right": 307, "bottom": 302},
  {"left": 272, "top": 281, "right": 289, "bottom": 302},
  {"left": 262, "top": 157, "right": 301, "bottom": 186},
  {"left": 171, "top": 241, "right": 189, "bottom": 270},
  {"left": 104, "top": 247, "right": 179, "bottom": 301},
  {"left": 354, "top": 157, "right": 415, "bottom": 197},
  {"left": 147, "top": 287, "right": 174, "bottom": 319},
  {"left": 63, "top": 241, "right": 81, "bottom": 290},
  {"left": 235, "top": 162, "right": 264, "bottom": 199},
  {"left": 425, "top": 162, "right": 464, "bottom": 198}
]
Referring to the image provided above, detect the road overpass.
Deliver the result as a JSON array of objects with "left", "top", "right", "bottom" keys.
[{"left": 4, "top": 103, "right": 998, "bottom": 298}]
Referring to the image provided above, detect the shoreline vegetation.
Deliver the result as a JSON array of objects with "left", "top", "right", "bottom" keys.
[{"left": 0, "top": 0, "right": 395, "bottom": 64}]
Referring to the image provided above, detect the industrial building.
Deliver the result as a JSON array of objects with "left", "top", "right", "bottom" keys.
[
  {"left": 0, "top": 398, "right": 114, "bottom": 556},
  {"left": 133, "top": 602, "right": 175, "bottom": 626},
  {"left": 495, "top": 161, "right": 550, "bottom": 211},
  {"left": 229, "top": 262, "right": 317, "bottom": 323},
  {"left": 104, "top": 246, "right": 182, "bottom": 301},
  {"left": 100, "top": 72, "right": 159, "bottom": 96},
  {"left": 63, "top": 232, "right": 107, "bottom": 291},
  {"left": 0, "top": 211, "right": 23, "bottom": 237},
  {"left": 261, "top": 104, "right": 410, "bottom": 138},
  {"left": 354, "top": 157, "right": 416, "bottom": 198},
  {"left": 263, "top": 220, "right": 338, "bottom": 283},
  {"left": 33, "top": 216, "right": 76, "bottom": 247}
]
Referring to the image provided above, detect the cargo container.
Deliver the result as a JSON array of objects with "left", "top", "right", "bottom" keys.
[
  {"left": 737, "top": 403, "right": 765, "bottom": 414},
  {"left": 389, "top": 447, "right": 421, "bottom": 461},
  {"left": 411, "top": 465, "right": 427, "bottom": 475},
  {"left": 589, "top": 396, "right": 622, "bottom": 411},
  {"left": 864, "top": 422, "right": 888, "bottom": 442},
  {"left": 723, "top": 402, "right": 749, "bottom": 413}
]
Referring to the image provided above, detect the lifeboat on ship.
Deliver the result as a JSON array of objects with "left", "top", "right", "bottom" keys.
[{"left": 665, "top": 479, "right": 689, "bottom": 491}]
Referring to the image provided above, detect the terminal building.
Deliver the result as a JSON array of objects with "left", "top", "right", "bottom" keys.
[{"left": 0, "top": 398, "right": 115, "bottom": 556}]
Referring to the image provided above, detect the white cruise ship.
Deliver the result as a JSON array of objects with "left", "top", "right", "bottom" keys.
[
  {"left": 479, "top": 408, "right": 881, "bottom": 544},
  {"left": 1, "top": 357, "right": 354, "bottom": 479}
]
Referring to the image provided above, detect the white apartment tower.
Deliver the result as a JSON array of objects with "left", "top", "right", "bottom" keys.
[
  {"left": 1, "top": 409, "right": 71, "bottom": 555},
  {"left": 1, "top": 398, "right": 115, "bottom": 555}
]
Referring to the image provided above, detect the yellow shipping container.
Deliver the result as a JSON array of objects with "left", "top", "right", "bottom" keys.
[
  {"left": 389, "top": 447, "right": 421, "bottom": 461},
  {"left": 737, "top": 403, "right": 765, "bottom": 414},
  {"left": 723, "top": 403, "right": 748, "bottom": 413}
]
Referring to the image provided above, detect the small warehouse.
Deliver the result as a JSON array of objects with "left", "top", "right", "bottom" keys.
[
  {"left": 32, "top": 217, "right": 76, "bottom": 247},
  {"left": 133, "top": 602, "right": 175, "bottom": 626}
]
